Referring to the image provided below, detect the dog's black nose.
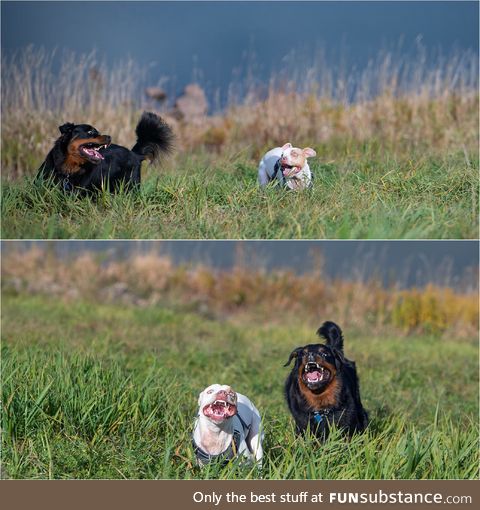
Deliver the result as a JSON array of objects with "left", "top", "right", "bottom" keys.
[{"left": 307, "top": 352, "right": 316, "bottom": 362}]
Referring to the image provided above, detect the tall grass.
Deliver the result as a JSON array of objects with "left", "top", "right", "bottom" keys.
[
  {"left": 1, "top": 48, "right": 143, "bottom": 178},
  {"left": 1, "top": 46, "right": 478, "bottom": 179},
  {"left": 2, "top": 47, "right": 477, "bottom": 239},
  {"left": 2, "top": 147, "right": 478, "bottom": 239},
  {"left": 2, "top": 247, "right": 477, "bottom": 338},
  {"left": 2, "top": 293, "right": 478, "bottom": 479}
]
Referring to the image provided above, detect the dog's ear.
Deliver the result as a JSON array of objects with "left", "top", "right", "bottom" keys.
[
  {"left": 317, "top": 321, "right": 344, "bottom": 352},
  {"left": 284, "top": 347, "right": 304, "bottom": 367},
  {"left": 281, "top": 142, "right": 292, "bottom": 151},
  {"left": 59, "top": 123, "right": 75, "bottom": 135},
  {"left": 303, "top": 147, "right": 316, "bottom": 158}
]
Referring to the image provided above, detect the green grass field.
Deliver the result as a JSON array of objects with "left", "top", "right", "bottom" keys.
[
  {"left": 2, "top": 293, "right": 478, "bottom": 479},
  {"left": 1, "top": 148, "right": 477, "bottom": 239}
]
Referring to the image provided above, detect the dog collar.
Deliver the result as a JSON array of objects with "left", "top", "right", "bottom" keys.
[
  {"left": 313, "top": 409, "right": 332, "bottom": 424},
  {"left": 62, "top": 176, "right": 73, "bottom": 192}
]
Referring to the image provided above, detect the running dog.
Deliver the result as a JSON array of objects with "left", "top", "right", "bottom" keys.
[
  {"left": 284, "top": 321, "right": 368, "bottom": 439},
  {"left": 192, "top": 384, "right": 263, "bottom": 466},
  {"left": 258, "top": 142, "right": 316, "bottom": 190},
  {"left": 35, "top": 111, "right": 174, "bottom": 194}
]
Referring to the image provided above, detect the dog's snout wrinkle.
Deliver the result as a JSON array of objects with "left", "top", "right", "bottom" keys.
[{"left": 214, "top": 389, "right": 236, "bottom": 404}]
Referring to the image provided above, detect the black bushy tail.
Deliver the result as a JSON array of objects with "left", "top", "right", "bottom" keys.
[
  {"left": 132, "top": 111, "right": 174, "bottom": 162},
  {"left": 317, "top": 321, "right": 344, "bottom": 352}
]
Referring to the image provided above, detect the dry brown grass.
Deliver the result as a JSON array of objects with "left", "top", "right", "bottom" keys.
[
  {"left": 2, "top": 247, "right": 477, "bottom": 338},
  {"left": 2, "top": 47, "right": 478, "bottom": 179}
]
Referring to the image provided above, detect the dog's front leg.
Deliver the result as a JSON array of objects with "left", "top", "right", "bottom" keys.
[{"left": 246, "top": 411, "right": 264, "bottom": 468}]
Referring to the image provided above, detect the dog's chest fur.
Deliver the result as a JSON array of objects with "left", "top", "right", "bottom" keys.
[
  {"left": 300, "top": 376, "right": 341, "bottom": 411},
  {"left": 195, "top": 419, "right": 234, "bottom": 455}
]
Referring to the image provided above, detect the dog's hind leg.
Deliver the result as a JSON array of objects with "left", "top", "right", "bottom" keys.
[{"left": 258, "top": 161, "right": 270, "bottom": 187}]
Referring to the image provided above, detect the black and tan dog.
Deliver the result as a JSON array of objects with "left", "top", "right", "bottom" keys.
[
  {"left": 35, "top": 111, "right": 173, "bottom": 194},
  {"left": 284, "top": 321, "right": 368, "bottom": 439}
]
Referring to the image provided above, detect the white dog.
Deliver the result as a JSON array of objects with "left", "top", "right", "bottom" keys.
[
  {"left": 192, "top": 384, "right": 263, "bottom": 467},
  {"left": 258, "top": 142, "right": 316, "bottom": 190}
]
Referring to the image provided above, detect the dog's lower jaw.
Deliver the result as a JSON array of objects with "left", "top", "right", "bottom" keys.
[
  {"left": 284, "top": 167, "right": 311, "bottom": 190},
  {"left": 302, "top": 381, "right": 328, "bottom": 393}
]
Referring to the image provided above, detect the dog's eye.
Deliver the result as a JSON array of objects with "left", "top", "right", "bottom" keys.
[
  {"left": 320, "top": 352, "right": 327, "bottom": 358},
  {"left": 88, "top": 130, "right": 97, "bottom": 136},
  {"left": 207, "top": 389, "right": 214, "bottom": 394}
]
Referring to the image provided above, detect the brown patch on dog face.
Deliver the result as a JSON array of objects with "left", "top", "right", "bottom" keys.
[
  {"left": 300, "top": 374, "right": 340, "bottom": 410},
  {"left": 296, "top": 347, "right": 340, "bottom": 411},
  {"left": 62, "top": 135, "right": 110, "bottom": 174},
  {"left": 63, "top": 139, "right": 87, "bottom": 174}
]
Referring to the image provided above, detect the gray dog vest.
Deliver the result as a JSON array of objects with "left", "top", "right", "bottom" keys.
[{"left": 193, "top": 415, "right": 250, "bottom": 465}]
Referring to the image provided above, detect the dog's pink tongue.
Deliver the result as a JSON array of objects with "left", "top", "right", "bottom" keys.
[
  {"left": 92, "top": 149, "right": 104, "bottom": 160},
  {"left": 84, "top": 147, "right": 105, "bottom": 160},
  {"left": 284, "top": 167, "right": 299, "bottom": 177},
  {"left": 306, "top": 371, "right": 321, "bottom": 381}
]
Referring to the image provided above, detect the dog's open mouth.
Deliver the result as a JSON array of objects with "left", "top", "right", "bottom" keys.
[
  {"left": 281, "top": 164, "right": 301, "bottom": 177},
  {"left": 203, "top": 399, "right": 237, "bottom": 422},
  {"left": 79, "top": 142, "right": 109, "bottom": 162},
  {"left": 302, "top": 362, "right": 331, "bottom": 386}
]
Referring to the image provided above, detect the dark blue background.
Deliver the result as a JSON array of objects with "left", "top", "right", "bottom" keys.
[
  {"left": 3, "top": 241, "right": 478, "bottom": 290},
  {"left": 2, "top": 1, "right": 478, "bottom": 100}
]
